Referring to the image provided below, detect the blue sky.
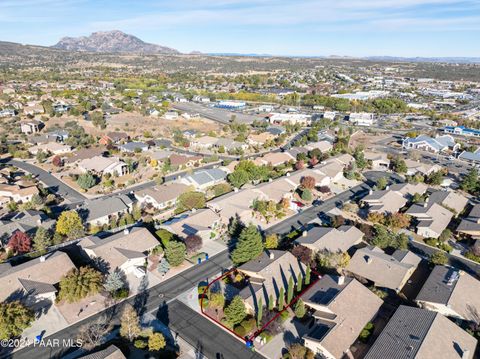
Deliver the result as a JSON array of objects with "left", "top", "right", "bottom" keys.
[{"left": 1, "top": 0, "right": 479, "bottom": 57}]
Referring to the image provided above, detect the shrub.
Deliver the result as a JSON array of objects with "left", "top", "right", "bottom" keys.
[
  {"left": 234, "top": 325, "right": 246, "bottom": 337},
  {"left": 241, "top": 318, "right": 256, "bottom": 333},
  {"left": 280, "top": 310, "right": 290, "bottom": 322},
  {"left": 156, "top": 229, "right": 175, "bottom": 247},
  {"left": 134, "top": 339, "right": 147, "bottom": 349}
]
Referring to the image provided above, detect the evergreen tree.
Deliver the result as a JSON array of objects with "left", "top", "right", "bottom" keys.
[
  {"left": 278, "top": 287, "right": 285, "bottom": 311},
  {"left": 268, "top": 294, "right": 274, "bottom": 311},
  {"left": 0, "top": 301, "right": 34, "bottom": 340},
  {"left": 287, "top": 276, "right": 294, "bottom": 303},
  {"left": 296, "top": 272, "right": 303, "bottom": 292},
  {"left": 77, "top": 172, "right": 97, "bottom": 190},
  {"left": 224, "top": 296, "right": 247, "bottom": 326},
  {"left": 305, "top": 265, "right": 311, "bottom": 286},
  {"left": 58, "top": 266, "right": 103, "bottom": 303},
  {"left": 257, "top": 298, "right": 263, "bottom": 327},
  {"left": 157, "top": 258, "right": 170, "bottom": 275},
  {"left": 294, "top": 299, "right": 306, "bottom": 319},
  {"left": 165, "top": 241, "right": 186, "bottom": 267},
  {"left": 461, "top": 168, "right": 479, "bottom": 194},
  {"left": 33, "top": 227, "right": 52, "bottom": 252},
  {"left": 231, "top": 224, "right": 264, "bottom": 265},
  {"left": 104, "top": 270, "right": 125, "bottom": 293}
]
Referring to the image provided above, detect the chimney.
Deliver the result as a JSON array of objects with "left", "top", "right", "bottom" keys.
[
  {"left": 234, "top": 187, "right": 239, "bottom": 193},
  {"left": 385, "top": 185, "right": 390, "bottom": 190},
  {"left": 286, "top": 172, "right": 290, "bottom": 177},
  {"left": 37, "top": 218, "right": 42, "bottom": 225},
  {"left": 302, "top": 230, "right": 308, "bottom": 237},
  {"left": 123, "top": 228, "right": 130, "bottom": 235},
  {"left": 369, "top": 189, "right": 373, "bottom": 195},
  {"left": 366, "top": 256, "right": 372, "bottom": 264},
  {"left": 269, "top": 252, "right": 275, "bottom": 260},
  {"left": 268, "top": 178, "right": 273, "bottom": 182},
  {"left": 39, "top": 256, "right": 45, "bottom": 262},
  {"left": 337, "top": 276, "right": 345, "bottom": 285},
  {"left": 462, "top": 349, "right": 470, "bottom": 359}
]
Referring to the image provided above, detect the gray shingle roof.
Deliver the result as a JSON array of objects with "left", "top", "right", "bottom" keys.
[{"left": 365, "top": 305, "right": 477, "bottom": 359}]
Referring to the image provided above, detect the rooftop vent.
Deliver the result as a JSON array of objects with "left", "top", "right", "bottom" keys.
[
  {"left": 302, "top": 230, "right": 308, "bottom": 237},
  {"left": 123, "top": 228, "right": 130, "bottom": 235},
  {"left": 269, "top": 252, "right": 275, "bottom": 260},
  {"left": 337, "top": 276, "right": 345, "bottom": 285},
  {"left": 39, "top": 256, "right": 45, "bottom": 262}
]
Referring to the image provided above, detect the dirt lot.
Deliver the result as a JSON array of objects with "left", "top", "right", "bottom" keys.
[
  {"left": 106, "top": 112, "right": 223, "bottom": 137},
  {"left": 43, "top": 112, "right": 224, "bottom": 138},
  {"left": 349, "top": 131, "right": 391, "bottom": 149}
]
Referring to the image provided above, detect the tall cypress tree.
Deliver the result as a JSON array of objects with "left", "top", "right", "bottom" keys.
[
  {"left": 287, "top": 276, "right": 294, "bottom": 303},
  {"left": 296, "top": 272, "right": 303, "bottom": 292},
  {"left": 268, "top": 294, "right": 274, "bottom": 311},
  {"left": 257, "top": 298, "right": 263, "bottom": 327},
  {"left": 305, "top": 265, "right": 311, "bottom": 286},
  {"left": 278, "top": 287, "right": 285, "bottom": 311}
]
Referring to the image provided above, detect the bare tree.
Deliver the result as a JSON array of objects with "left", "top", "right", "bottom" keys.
[{"left": 77, "top": 315, "right": 112, "bottom": 350}]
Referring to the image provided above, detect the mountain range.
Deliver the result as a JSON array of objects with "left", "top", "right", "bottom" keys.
[{"left": 52, "top": 30, "right": 179, "bottom": 54}]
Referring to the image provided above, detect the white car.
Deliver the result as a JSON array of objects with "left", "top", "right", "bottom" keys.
[{"left": 132, "top": 266, "right": 146, "bottom": 278}]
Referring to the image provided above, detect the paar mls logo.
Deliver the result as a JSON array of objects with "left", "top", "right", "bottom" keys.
[{"left": 34, "top": 334, "right": 82, "bottom": 348}]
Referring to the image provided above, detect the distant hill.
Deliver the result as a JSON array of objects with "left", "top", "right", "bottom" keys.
[{"left": 52, "top": 30, "right": 179, "bottom": 54}]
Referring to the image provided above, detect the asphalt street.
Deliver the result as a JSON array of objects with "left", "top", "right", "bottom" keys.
[
  {"left": 5, "top": 250, "right": 232, "bottom": 359},
  {"left": 3, "top": 159, "right": 87, "bottom": 202},
  {"left": 265, "top": 171, "right": 402, "bottom": 235},
  {"left": 162, "top": 300, "right": 265, "bottom": 359}
]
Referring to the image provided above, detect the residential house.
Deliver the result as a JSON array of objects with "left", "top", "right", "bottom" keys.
[
  {"left": 78, "top": 156, "right": 128, "bottom": 176},
  {"left": 119, "top": 142, "right": 149, "bottom": 153},
  {"left": 457, "top": 204, "right": 480, "bottom": 239},
  {"left": 247, "top": 132, "right": 276, "bottom": 146},
  {"left": 134, "top": 183, "right": 189, "bottom": 210},
  {"left": 80, "top": 345, "right": 126, "bottom": 359},
  {"left": 253, "top": 152, "right": 295, "bottom": 167},
  {"left": 0, "top": 210, "right": 55, "bottom": 246},
  {"left": 0, "top": 251, "right": 76, "bottom": 304},
  {"left": 99, "top": 132, "right": 129, "bottom": 146},
  {"left": 365, "top": 306, "right": 477, "bottom": 359},
  {"left": 189, "top": 136, "right": 218, "bottom": 150},
  {"left": 237, "top": 250, "right": 305, "bottom": 313},
  {"left": 305, "top": 140, "right": 333, "bottom": 153},
  {"left": 0, "top": 109, "right": 16, "bottom": 117},
  {"left": 164, "top": 111, "right": 179, "bottom": 120},
  {"left": 161, "top": 208, "right": 222, "bottom": 241},
  {"left": 444, "top": 125, "right": 480, "bottom": 138},
  {"left": 215, "top": 138, "right": 249, "bottom": 152},
  {"left": 169, "top": 154, "right": 202, "bottom": 168},
  {"left": 0, "top": 184, "right": 39, "bottom": 203},
  {"left": 47, "top": 129, "right": 69, "bottom": 142},
  {"left": 361, "top": 183, "right": 428, "bottom": 215},
  {"left": 179, "top": 168, "right": 227, "bottom": 191},
  {"left": 349, "top": 112, "right": 375, "bottom": 126},
  {"left": 416, "top": 265, "right": 480, "bottom": 324},
  {"left": 295, "top": 225, "right": 364, "bottom": 253},
  {"left": 266, "top": 126, "right": 286, "bottom": 136},
  {"left": 405, "top": 159, "right": 443, "bottom": 176},
  {"left": 406, "top": 201, "right": 454, "bottom": 239},
  {"left": 78, "top": 227, "right": 159, "bottom": 275},
  {"left": 77, "top": 195, "right": 133, "bottom": 227},
  {"left": 345, "top": 246, "right": 421, "bottom": 293},
  {"left": 65, "top": 147, "right": 107, "bottom": 164},
  {"left": 29, "top": 142, "right": 72, "bottom": 156},
  {"left": 208, "top": 188, "right": 265, "bottom": 225},
  {"left": 302, "top": 275, "right": 383, "bottom": 359},
  {"left": 403, "top": 134, "right": 459, "bottom": 153},
  {"left": 20, "top": 120, "right": 44, "bottom": 134},
  {"left": 364, "top": 152, "right": 390, "bottom": 170},
  {"left": 23, "top": 104, "right": 44, "bottom": 116}
]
